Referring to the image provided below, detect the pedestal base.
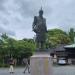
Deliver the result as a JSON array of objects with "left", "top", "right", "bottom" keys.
[{"left": 30, "top": 53, "right": 53, "bottom": 75}]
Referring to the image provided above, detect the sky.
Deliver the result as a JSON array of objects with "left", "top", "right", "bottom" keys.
[{"left": 0, "top": 0, "right": 75, "bottom": 39}]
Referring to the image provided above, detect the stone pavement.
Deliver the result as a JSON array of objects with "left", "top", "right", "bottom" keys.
[
  {"left": 0, "top": 68, "right": 30, "bottom": 75},
  {"left": 53, "top": 65, "right": 75, "bottom": 75},
  {"left": 0, "top": 66, "right": 75, "bottom": 75}
]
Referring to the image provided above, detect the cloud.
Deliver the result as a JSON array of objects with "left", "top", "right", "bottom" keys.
[
  {"left": 0, "top": 26, "right": 15, "bottom": 36},
  {"left": 0, "top": 0, "right": 5, "bottom": 11},
  {"left": 0, "top": 0, "right": 75, "bottom": 39}
]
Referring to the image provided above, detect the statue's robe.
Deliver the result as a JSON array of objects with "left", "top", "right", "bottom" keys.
[{"left": 32, "top": 16, "right": 47, "bottom": 43}]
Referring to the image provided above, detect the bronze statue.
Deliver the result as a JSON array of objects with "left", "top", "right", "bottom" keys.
[{"left": 32, "top": 8, "right": 47, "bottom": 50}]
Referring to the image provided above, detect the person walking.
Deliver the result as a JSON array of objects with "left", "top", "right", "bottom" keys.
[
  {"left": 23, "top": 57, "right": 30, "bottom": 73},
  {"left": 9, "top": 57, "right": 14, "bottom": 74}
]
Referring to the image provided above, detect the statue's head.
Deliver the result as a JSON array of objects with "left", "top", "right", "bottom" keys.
[{"left": 39, "top": 8, "right": 43, "bottom": 17}]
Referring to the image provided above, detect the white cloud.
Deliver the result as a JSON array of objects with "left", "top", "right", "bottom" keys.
[{"left": 0, "top": 0, "right": 75, "bottom": 39}]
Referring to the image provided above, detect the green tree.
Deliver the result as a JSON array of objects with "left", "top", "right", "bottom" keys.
[
  {"left": 0, "top": 33, "right": 36, "bottom": 65},
  {"left": 69, "top": 28, "right": 75, "bottom": 43},
  {"left": 47, "top": 29, "right": 71, "bottom": 48},
  {"left": 16, "top": 39, "right": 35, "bottom": 58},
  {"left": 0, "top": 33, "right": 9, "bottom": 64}
]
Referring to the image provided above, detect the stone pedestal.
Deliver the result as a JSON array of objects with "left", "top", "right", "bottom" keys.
[{"left": 30, "top": 53, "right": 53, "bottom": 75}]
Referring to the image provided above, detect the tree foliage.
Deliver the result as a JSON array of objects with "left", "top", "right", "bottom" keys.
[
  {"left": 0, "top": 33, "right": 35, "bottom": 65},
  {"left": 0, "top": 28, "right": 73, "bottom": 65},
  {"left": 47, "top": 29, "right": 71, "bottom": 48},
  {"left": 69, "top": 28, "right": 75, "bottom": 43}
]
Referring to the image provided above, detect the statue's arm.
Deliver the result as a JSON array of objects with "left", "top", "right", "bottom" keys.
[
  {"left": 33, "top": 16, "right": 37, "bottom": 26},
  {"left": 44, "top": 19, "right": 47, "bottom": 32},
  {"left": 34, "top": 16, "right": 37, "bottom": 24},
  {"left": 32, "top": 16, "right": 37, "bottom": 32}
]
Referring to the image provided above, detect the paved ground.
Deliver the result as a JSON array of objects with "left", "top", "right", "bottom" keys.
[
  {"left": 0, "top": 66, "right": 75, "bottom": 75},
  {"left": 0, "top": 67, "right": 30, "bottom": 75},
  {"left": 53, "top": 65, "right": 75, "bottom": 75}
]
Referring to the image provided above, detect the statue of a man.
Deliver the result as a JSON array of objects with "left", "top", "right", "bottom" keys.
[{"left": 32, "top": 8, "right": 47, "bottom": 50}]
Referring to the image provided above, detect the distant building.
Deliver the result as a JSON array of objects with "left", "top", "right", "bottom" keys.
[
  {"left": 64, "top": 44, "right": 75, "bottom": 64},
  {"left": 50, "top": 44, "right": 67, "bottom": 58},
  {"left": 50, "top": 44, "right": 75, "bottom": 64}
]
